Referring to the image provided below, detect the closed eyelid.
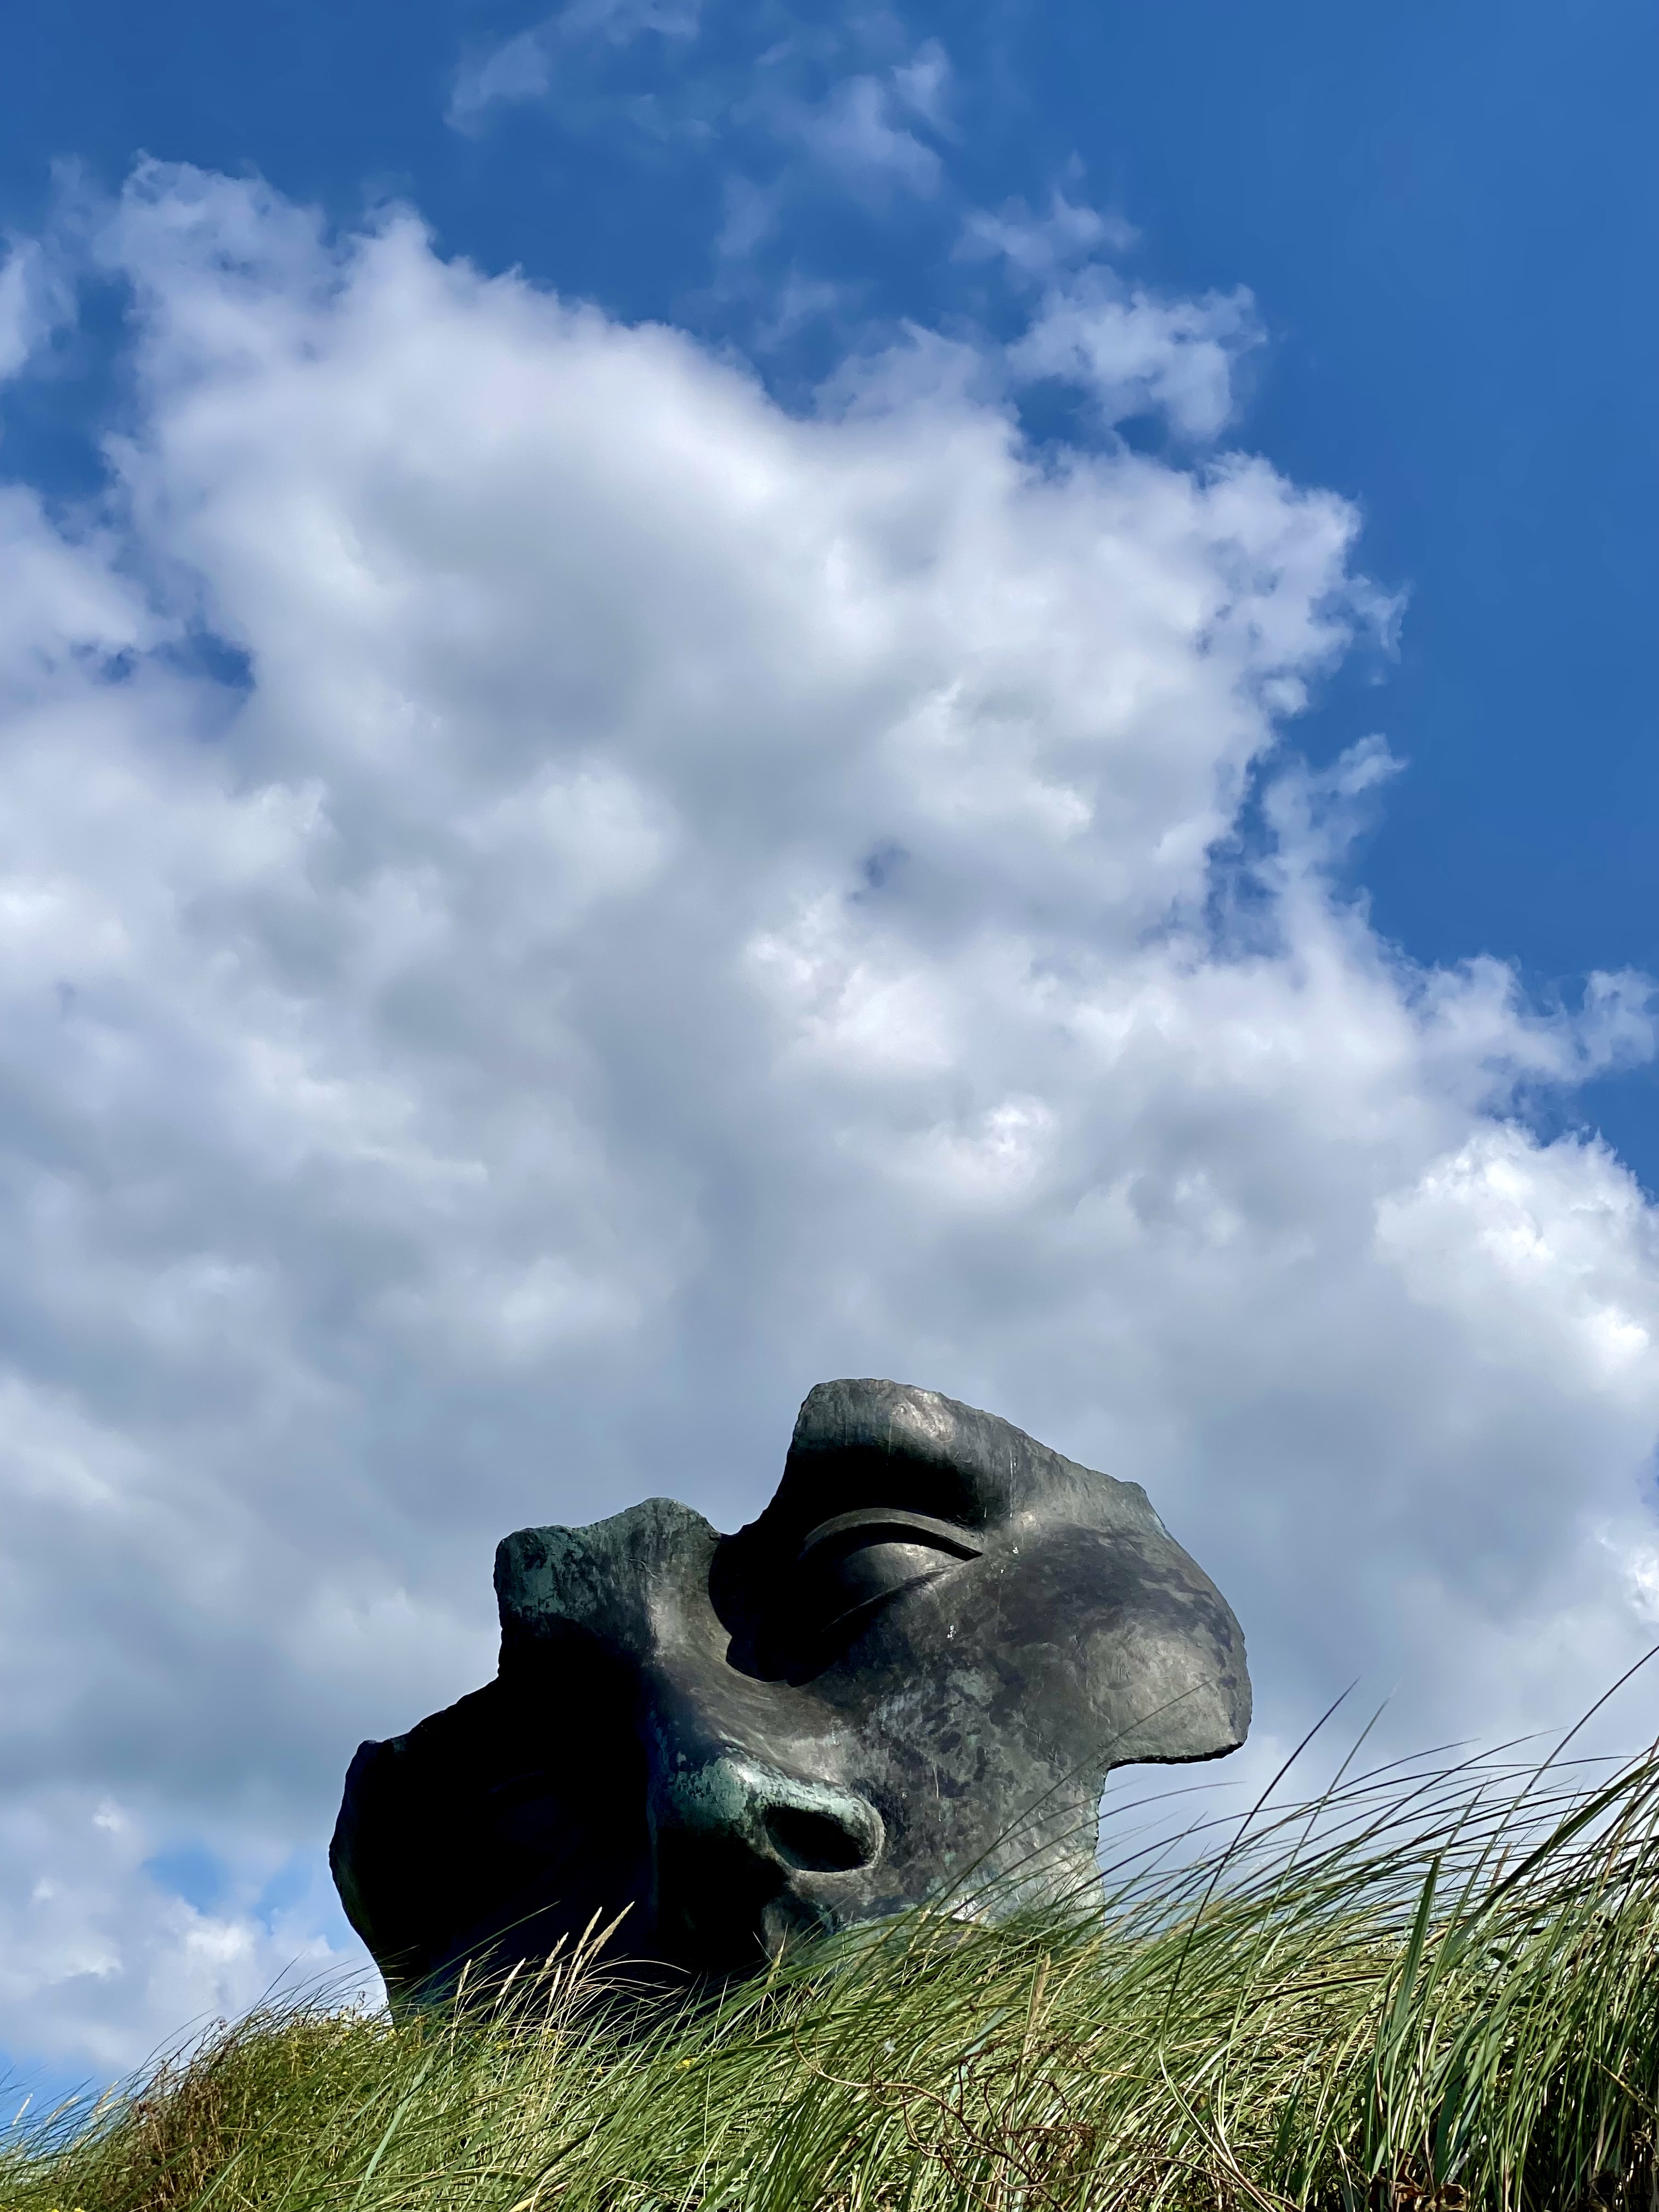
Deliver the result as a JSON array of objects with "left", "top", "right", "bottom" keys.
[
  {"left": 793, "top": 1511, "right": 986, "bottom": 1658},
  {"left": 796, "top": 1506, "right": 986, "bottom": 1567},
  {"left": 720, "top": 1508, "right": 987, "bottom": 1682}
]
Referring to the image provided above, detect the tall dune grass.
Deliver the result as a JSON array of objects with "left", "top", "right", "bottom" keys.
[{"left": 9, "top": 1716, "right": 1659, "bottom": 2210}]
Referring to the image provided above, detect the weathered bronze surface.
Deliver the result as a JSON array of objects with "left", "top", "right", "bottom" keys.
[{"left": 331, "top": 1379, "right": 1250, "bottom": 2003}]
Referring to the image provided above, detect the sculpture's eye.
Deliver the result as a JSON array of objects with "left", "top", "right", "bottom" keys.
[{"left": 795, "top": 1508, "right": 984, "bottom": 1653}]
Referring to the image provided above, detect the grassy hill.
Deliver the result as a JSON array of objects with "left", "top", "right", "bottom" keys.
[{"left": 8, "top": 1725, "right": 1659, "bottom": 2211}]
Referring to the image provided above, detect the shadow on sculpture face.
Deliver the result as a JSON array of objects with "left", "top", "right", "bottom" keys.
[{"left": 331, "top": 1379, "right": 1251, "bottom": 2006}]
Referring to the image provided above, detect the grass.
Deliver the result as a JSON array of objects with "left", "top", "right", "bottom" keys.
[{"left": 9, "top": 1713, "right": 1659, "bottom": 2211}]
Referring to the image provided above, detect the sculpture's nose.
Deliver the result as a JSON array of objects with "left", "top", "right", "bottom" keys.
[
  {"left": 663, "top": 1753, "right": 883, "bottom": 1871},
  {"left": 650, "top": 1754, "right": 884, "bottom": 1976},
  {"left": 758, "top": 1790, "right": 883, "bottom": 1874}
]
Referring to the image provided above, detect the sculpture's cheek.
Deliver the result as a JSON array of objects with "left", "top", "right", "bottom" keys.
[
  {"left": 1074, "top": 1612, "right": 1251, "bottom": 1763},
  {"left": 792, "top": 1533, "right": 1248, "bottom": 1892},
  {"left": 809, "top": 1547, "right": 1095, "bottom": 1729}
]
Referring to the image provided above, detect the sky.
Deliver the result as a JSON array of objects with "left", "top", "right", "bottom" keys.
[{"left": 0, "top": 0, "right": 1656, "bottom": 2095}]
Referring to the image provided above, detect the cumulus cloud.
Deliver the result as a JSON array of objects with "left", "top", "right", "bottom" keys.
[
  {"left": 1, "top": 159, "right": 1657, "bottom": 2070},
  {"left": 0, "top": 1787, "right": 354, "bottom": 2079},
  {"left": 1011, "top": 268, "right": 1265, "bottom": 441}
]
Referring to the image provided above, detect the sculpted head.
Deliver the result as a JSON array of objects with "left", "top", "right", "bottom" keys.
[{"left": 331, "top": 1379, "right": 1250, "bottom": 2003}]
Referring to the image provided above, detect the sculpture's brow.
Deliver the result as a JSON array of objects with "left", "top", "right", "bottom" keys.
[{"left": 797, "top": 1440, "right": 1011, "bottom": 1533}]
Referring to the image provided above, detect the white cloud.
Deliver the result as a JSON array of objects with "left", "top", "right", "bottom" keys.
[
  {"left": 786, "top": 63, "right": 946, "bottom": 198},
  {"left": 890, "top": 38, "right": 951, "bottom": 132},
  {"left": 0, "top": 236, "right": 73, "bottom": 382},
  {"left": 1, "top": 160, "right": 1656, "bottom": 2070},
  {"left": 1012, "top": 270, "right": 1264, "bottom": 441},
  {"left": 959, "top": 187, "right": 1138, "bottom": 278},
  {"left": 448, "top": 28, "right": 555, "bottom": 128},
  {"left": 706, "top": 30, "right": 955, "bottom": 207},
  {"left": 448, "top": 0, "right": 699, "bottom": 132},
  {"left": 0, "top": 1786, "right": 363, "bottom": 2075}
]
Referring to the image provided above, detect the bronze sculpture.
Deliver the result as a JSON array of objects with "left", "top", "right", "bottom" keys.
[{"left": 332, "top": 1379, "right": 1250, "bottom": 2004}]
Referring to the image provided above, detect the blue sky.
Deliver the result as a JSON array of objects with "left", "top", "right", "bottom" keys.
[{"left": 2, "top": 0, "right": 1657, "bottom": 2087}]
